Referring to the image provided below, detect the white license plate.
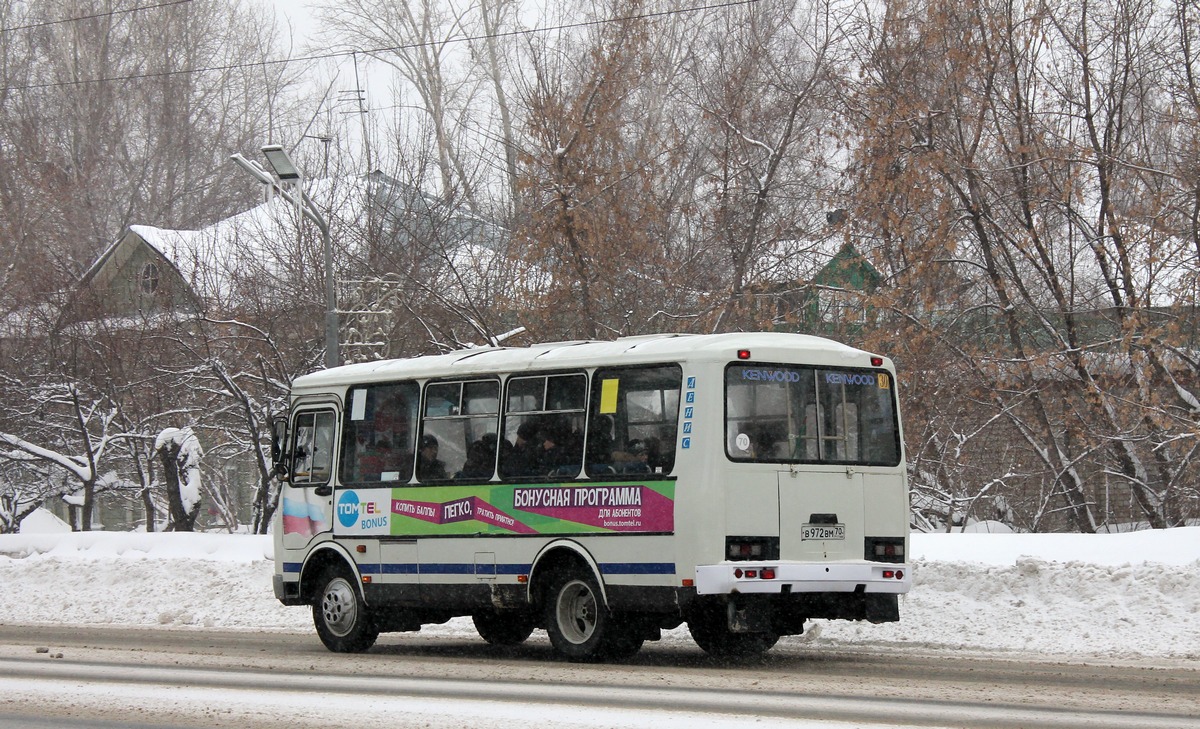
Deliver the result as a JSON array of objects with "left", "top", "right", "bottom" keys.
[{"left": 801, "top": 524, "right": 845, "bottom": 540}]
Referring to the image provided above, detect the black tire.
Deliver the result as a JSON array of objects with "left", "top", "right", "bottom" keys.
[
  {"left": 544, "top": 568, "right": 637, "bottom": 661},
  {"left": 312, "top": 567, "right": 379, "bottom": 653},
  {"left": 601, "top": 620, "right": 646, "bottom": 659},
  {"left": 472, "top": 611, "right": 536, "bottom": 646},
  {"left": 688, "top": 612, "right": 779, "bottom": 658}
]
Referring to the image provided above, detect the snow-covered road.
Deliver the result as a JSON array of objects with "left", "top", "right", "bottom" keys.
[{"left": 2, "top": 624, "right": 1198, "bottom": 729}]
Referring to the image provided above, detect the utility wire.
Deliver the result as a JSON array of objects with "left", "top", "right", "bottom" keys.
[
  {"left": 0, "top": 0, "right": 193, "bottom": 35},
  {"left": 0, "top": 0, "right": 760, "bottom": 93}
]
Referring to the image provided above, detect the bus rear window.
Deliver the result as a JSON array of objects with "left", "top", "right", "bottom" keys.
[{"left": 725, "top": 364, "right": 899, "bottom": 466}]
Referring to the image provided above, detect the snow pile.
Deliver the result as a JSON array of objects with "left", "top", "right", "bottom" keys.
[{"left": 1, "top": 525, "right": 1197, "bottom": 660}]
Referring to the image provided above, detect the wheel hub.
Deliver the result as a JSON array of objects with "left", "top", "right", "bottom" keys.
[{"left": 321, "top": 578, "right": 358, "bottom": 637}]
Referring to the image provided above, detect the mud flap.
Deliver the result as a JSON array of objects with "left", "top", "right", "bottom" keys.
[{"left": 865, "top": 593, "right": 899, "bottom": 623}]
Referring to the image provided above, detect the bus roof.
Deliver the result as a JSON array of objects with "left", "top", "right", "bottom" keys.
[{"left": 291, "top": 332, "right": 887, "bottom": 392}]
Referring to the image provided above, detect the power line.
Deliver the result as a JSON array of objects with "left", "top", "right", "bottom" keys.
[
  {"left": 0, "top": 0, "right": 194, "bottom": 35},
  {"left": 0, "top": 0, "right": 760, "bottom": 93}
]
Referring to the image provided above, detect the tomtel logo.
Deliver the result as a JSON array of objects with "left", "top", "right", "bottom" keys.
[{"left": 336, "top": 490, "right": 360, "bottom": 528}]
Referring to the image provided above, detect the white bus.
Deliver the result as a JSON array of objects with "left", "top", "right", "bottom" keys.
[{"left": 272, "top": 332, "right": 911, "bottom": 660}]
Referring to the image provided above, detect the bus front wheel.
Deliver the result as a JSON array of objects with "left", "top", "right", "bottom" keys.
[{"left": 312, "top": 567, "right": 379, "bottom": 653}]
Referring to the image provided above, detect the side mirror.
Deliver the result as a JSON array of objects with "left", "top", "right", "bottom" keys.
[{"left": 271, "top": 417, "right": 290, "bottom": 478}]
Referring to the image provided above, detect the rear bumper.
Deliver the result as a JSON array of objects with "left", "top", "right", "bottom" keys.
[{"left": 694, "top": 561, "right": 911, "bottom": 596}]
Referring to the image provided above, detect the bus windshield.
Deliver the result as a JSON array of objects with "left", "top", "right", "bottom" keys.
[{"left": 725, "top": 363, "right": 900, "bottom": 466}]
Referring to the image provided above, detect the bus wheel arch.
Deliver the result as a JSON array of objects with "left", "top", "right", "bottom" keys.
[
  {"left": 528, "top": 540, "right": 607, "bottom": 609},
  {"left": 298, "top": 544, "right": 361, "bottom": 604}
]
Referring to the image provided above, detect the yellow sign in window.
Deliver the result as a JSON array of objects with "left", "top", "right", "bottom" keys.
[{"left": 600, "top": 379, "right": 620, "bottom": 414}]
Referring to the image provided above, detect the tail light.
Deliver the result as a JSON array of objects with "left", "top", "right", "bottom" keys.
[
  {"left": 733, "top": 567, "right": 777, "bottom": 580},
  {"left": 865, "top": 537, "right": 905, "bottom": 563},
  {"left": 726, "top": 536, "right": 780, "bottom": 561}
]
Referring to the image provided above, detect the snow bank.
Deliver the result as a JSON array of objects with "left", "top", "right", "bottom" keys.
[
  {"left": 912, "top": 527, "right": 1200, "bottom": 566},
  {"left": 1, "top": 526, "right": 1197, "bottom": 660}
]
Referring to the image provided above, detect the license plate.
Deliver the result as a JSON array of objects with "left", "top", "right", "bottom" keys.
[{"left": 801, "top": 524, "right": 845, "bottom": 541}]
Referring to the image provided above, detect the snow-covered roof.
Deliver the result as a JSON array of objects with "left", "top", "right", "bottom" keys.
[{"left": 130, "top": 174, "right": 379, "bottom": 307}]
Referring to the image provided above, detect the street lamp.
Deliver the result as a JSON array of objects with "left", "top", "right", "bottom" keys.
[
  {"left": 230, "top": 145, "right": 338, "bottom": 369},
  {"left": 261, "top": 144, "right": 301, "bottom": 181}
]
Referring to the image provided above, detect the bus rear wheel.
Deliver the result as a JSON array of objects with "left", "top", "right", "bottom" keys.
[
  {"left": 312, "top": 567, "right": 379, "bottom": 653},
  {"left": 472, "top": 610, "right": 536, "bottom": 646},
  {"left": 689, "top": 615, "right": 779, "bottom": 658},
  {"left": 544, "top": 569, "right": 639, "bottom": 661}
]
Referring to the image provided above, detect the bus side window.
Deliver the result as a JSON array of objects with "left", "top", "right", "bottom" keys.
[
  {"left": 339, "top": 382, "right": 419, "bottom": 484},
  {"left": 499, "top": 373, "right": 586, "bottom": 480},
  {"left": 586, "top": 365, "right": 682, "bottom": 477},
  {"left": 292, "top": 410, "right": 336, "bottom": 486},
  {"left": 419, "top": 379, "right": 500, "bottom": 483}
]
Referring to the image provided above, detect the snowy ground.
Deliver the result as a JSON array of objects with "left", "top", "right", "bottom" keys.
[{"left": 1, "top": 513, "right": 1198, "bottom": 662}]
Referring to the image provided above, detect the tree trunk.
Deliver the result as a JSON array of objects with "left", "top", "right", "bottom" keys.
[{"left": 158, "top": 441, "right": 197, "bottom": 532}]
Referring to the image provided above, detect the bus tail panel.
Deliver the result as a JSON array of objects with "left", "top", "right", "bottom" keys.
[{"left": 692, "top": 561, "right": 911, "bottom": 595}]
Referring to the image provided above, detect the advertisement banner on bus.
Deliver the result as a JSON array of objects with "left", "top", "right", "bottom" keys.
[{"left": 331, "top": 480, "right": 675, "bottom": 536}]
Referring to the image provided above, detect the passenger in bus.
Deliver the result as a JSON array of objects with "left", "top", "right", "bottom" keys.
[
  {"left": 753, "top": 424, "right": 785, "bottom": 459},
  {"left": 537, "top": 417, "right": 580, "bottom": 476},
  {"left": 503, "top": 420, "right": 541, "bottom": 477},
  {"left": 457, "top": 433, "right": 498, "bottom": 480},
  {"left": 613, "top": 439, "right": 651, "bottom": 473},
  {"left": 416, "top": 434, "right": 448, "bottom": 480},
  {"left": 627, "top": 440, "right": 651, "bottom": 473},
  {"left": 358, "top": 406, "right": 413, "bottom": 481},
  {"left": 586, "top": 415, "right": 616, "bottom": 475},
  {"left": 644, "top": 434, "right": 669, "bottom": 473}
]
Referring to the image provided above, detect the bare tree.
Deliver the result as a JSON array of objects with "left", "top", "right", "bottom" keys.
[
  {"left": 848, "top": 0, "right": 1200, "bottom": 531},
  {"left": 0, "top": 380, "right": 132, "bottom": 531}
]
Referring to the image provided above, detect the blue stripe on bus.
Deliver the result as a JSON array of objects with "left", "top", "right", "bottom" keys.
[
  {"left": 418, "top": 563, "right": 477, "bottom": 575},
  {"left": 285, "top": 561, "right": 675, "bottom": 576},
  {"left": 599, "top": 562, "right": 676, "bottom": 575},
  {"left": 380, "top": 563, "right": 419, "bottom": 575}
]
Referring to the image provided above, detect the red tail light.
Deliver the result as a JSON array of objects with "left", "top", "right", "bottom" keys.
[{"left": 760, "top": 568, "right": 776, "bottom": 580}]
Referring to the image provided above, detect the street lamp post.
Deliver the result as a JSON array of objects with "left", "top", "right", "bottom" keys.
[{"left": 230, "top": 145, "right": 338, "bottom": 369}]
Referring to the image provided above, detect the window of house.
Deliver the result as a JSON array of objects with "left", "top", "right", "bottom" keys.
[
  {"left": 818, "top": 288, "right": 866, "bottom": 324},
  {"left": 140, "top": 262, "right": 160, "bottom": 294}
]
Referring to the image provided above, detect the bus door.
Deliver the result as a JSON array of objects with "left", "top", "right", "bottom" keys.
[
  {"left": 339, "top": 381, "right": 421, "bottom": 593},
  {"left": 280, "top": 406, "right": 338, "bottom": 551},
  {"left": 778, "top": 467, "right": 865, "bottom": 562}
]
